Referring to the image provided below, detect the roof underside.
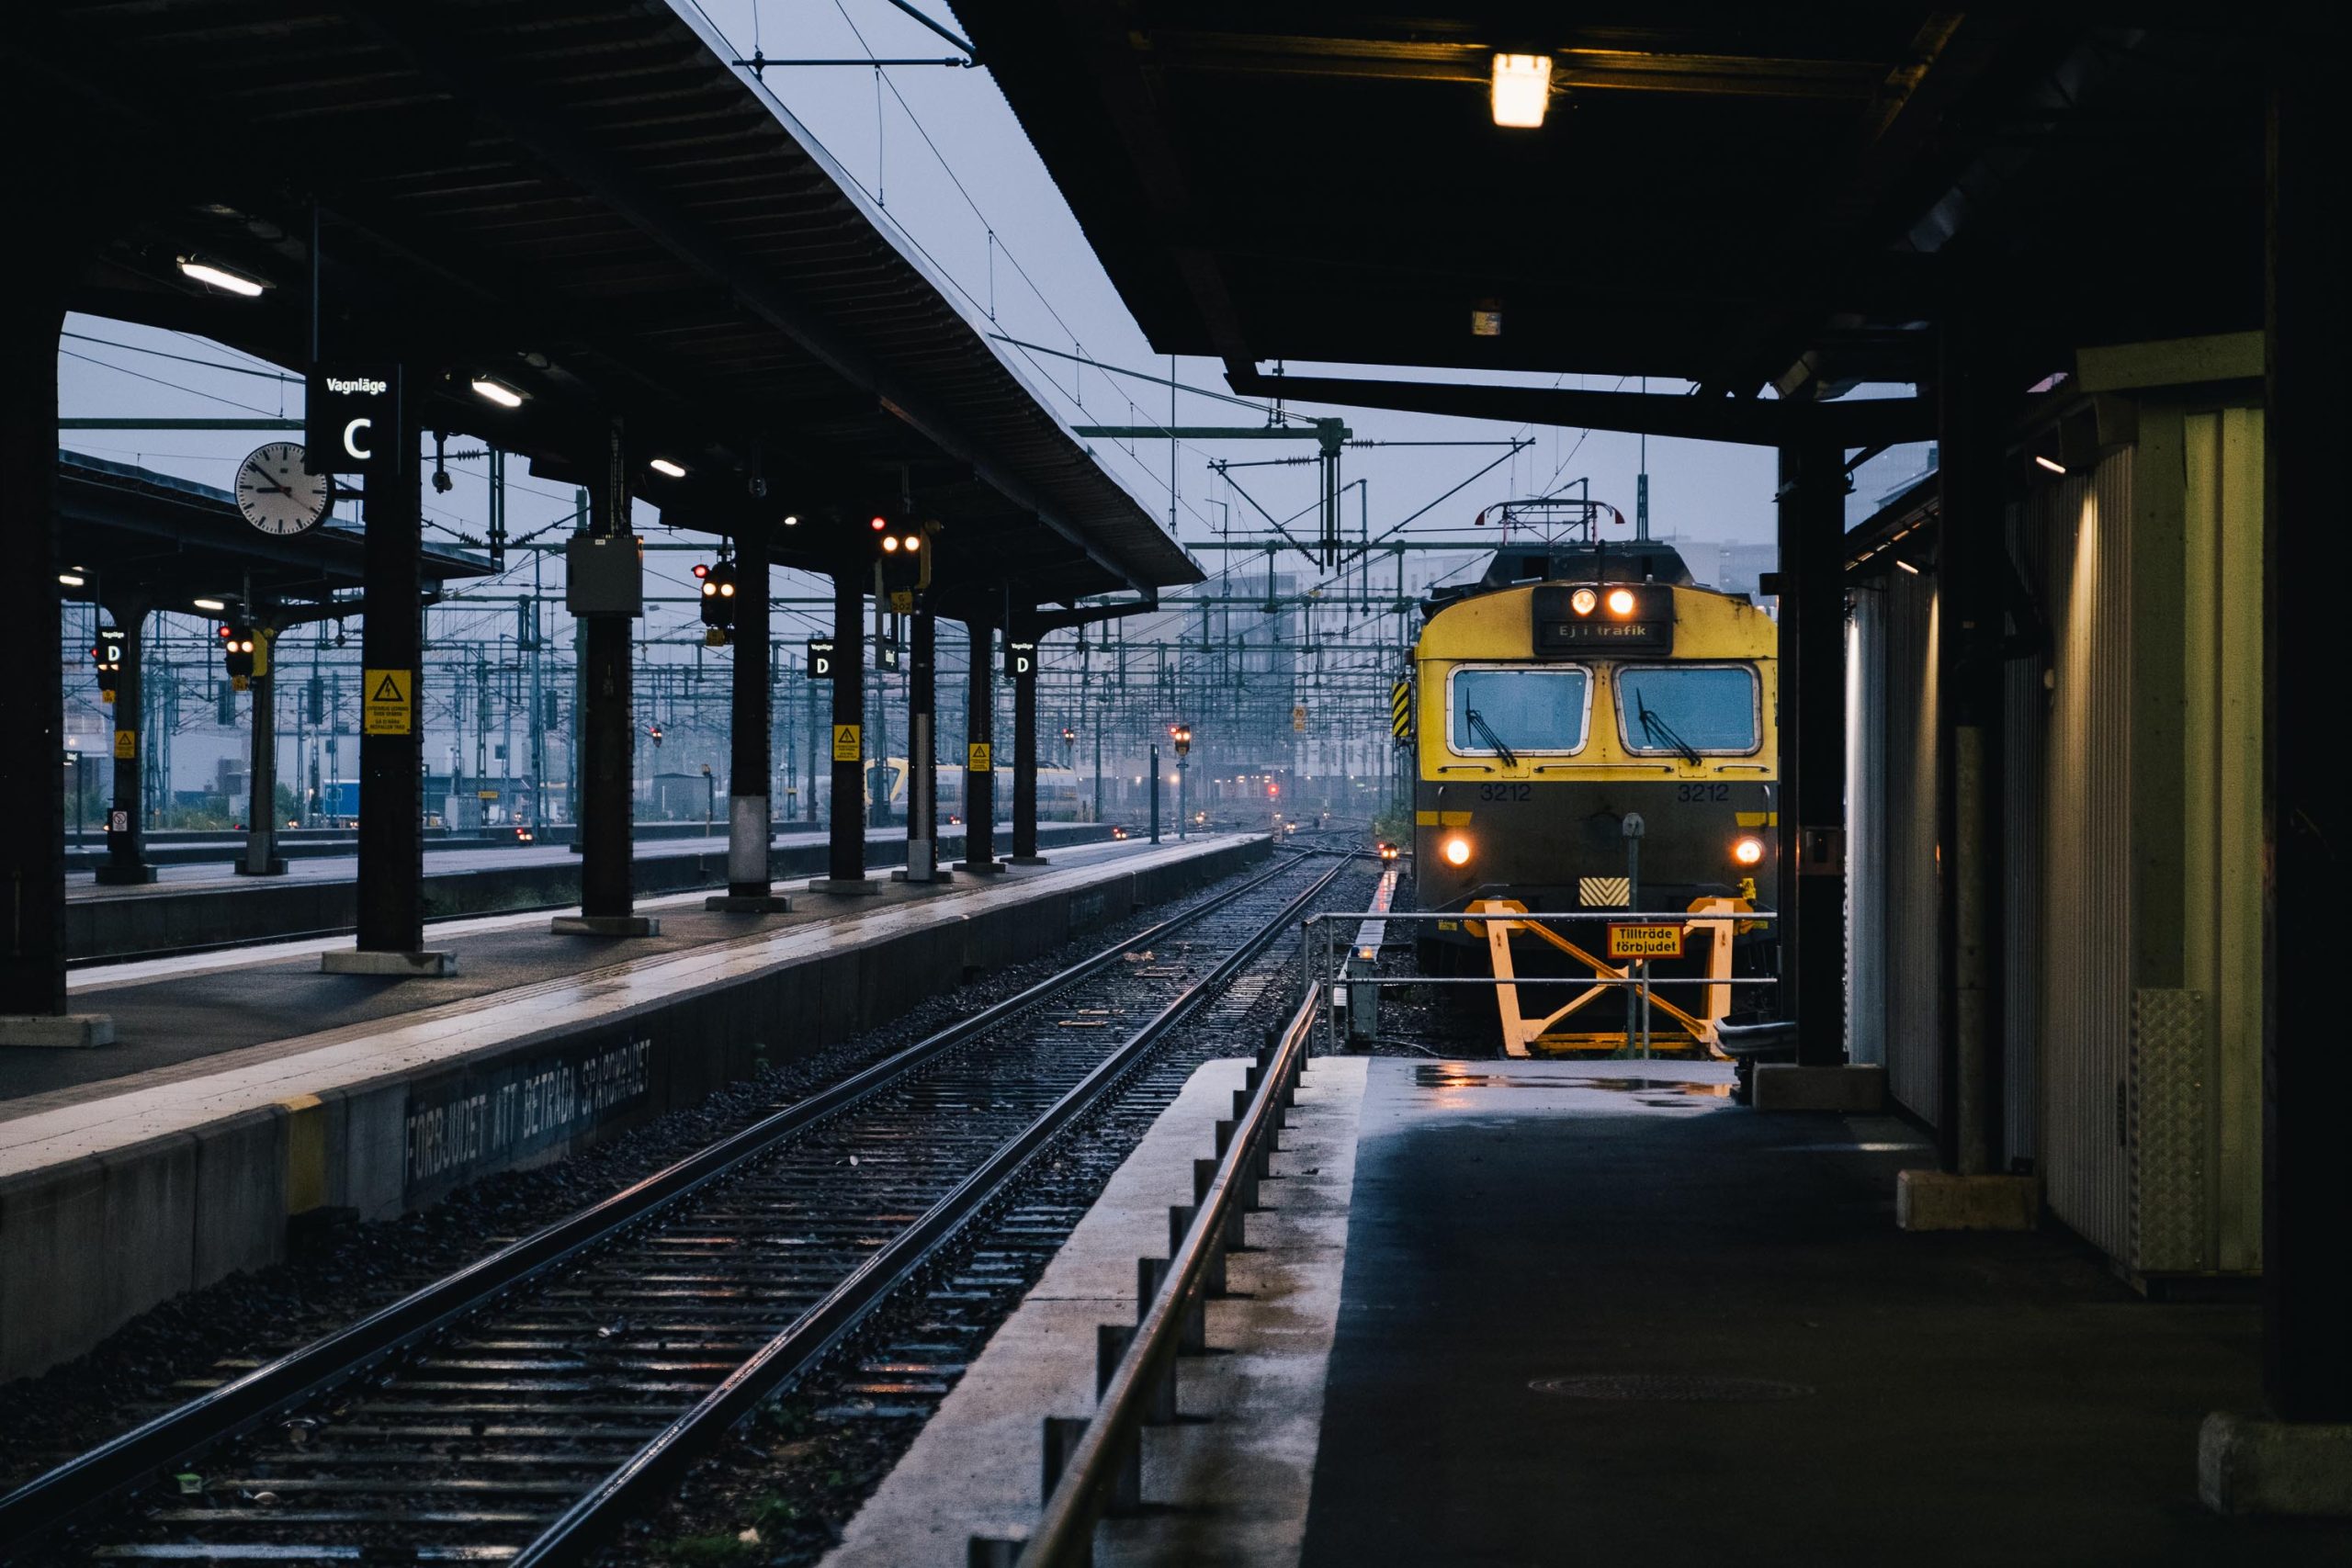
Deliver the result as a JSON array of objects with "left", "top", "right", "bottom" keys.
[
  {"left": 17, "top": 0, "right": 1197, "bottom": 603},
  {"left": 59, "top": 452, "right": 490, "bottom": 607},
  {"left": 959, "top": 5, "right": 2269, "bottom": 404}
]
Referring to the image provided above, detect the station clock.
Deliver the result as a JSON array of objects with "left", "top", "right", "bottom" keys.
[{"left": 234, "top": 442, "right": 332, "bottom": 536}]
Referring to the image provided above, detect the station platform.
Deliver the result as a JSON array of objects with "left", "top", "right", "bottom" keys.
[
  {"left": 844, "top": 1055, "right": 2352, "bottom": 1566},
  {"left": 0, "top": 832, "right": 1269, "bottom": 1382},
  {"left": 62, "top": 820, "right": 1109, "bottom": 962},
  {"left": 1296, "top": 1059, "right": 2352, "bottom": 1567}
]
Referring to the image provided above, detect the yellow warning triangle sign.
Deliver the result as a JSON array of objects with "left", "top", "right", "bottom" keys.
[{"left": 370, "top": 671, "right": 406, "bottom": 703}]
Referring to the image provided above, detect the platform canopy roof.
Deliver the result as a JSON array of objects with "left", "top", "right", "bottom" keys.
[
  {"left": 58, "top": 452, "right": 491, "bottom": 615},
  {"left": 18, "top": 0, "right": 1198, "bottom": 605},
  {"left": 955, "top": 5, "right": 2273, "bottom": 442}
]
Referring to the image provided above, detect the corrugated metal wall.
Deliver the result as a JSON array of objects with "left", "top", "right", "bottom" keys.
[
  {"left": 2180, "top": 407, "right": 2267, "bottom": 1273},
  {"left": 1880, "top": 566, "right": 1943, "bottom": 1126},
  {"left": 2033, "top": 450, "right": 2135, "bottom": 1260}
]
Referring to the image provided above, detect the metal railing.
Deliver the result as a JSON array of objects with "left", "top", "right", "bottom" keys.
[
  {"left": 970, "top": 995, "right": 1317, "bottom": 1567},
  {"left": 1298, "top": 906, "right": 1782, "bottom": 1056}
]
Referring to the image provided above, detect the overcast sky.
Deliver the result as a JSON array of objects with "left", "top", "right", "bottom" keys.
[{"left": 55, "top": 0, "right": 1794, "bottom": 642}]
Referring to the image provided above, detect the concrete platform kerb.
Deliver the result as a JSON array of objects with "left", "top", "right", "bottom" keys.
[{"left": 0, "top": 835, "right": 1269, "bottom": 1382}]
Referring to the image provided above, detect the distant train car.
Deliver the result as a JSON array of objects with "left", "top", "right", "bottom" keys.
[{"left": 1410, "top": 536, "right": 1779, "bottom": 1048}]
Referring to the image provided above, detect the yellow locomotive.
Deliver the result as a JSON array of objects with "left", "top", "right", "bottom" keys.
[{"left": 1410, "top": 534, "right": 1779, "bottom": 1053}]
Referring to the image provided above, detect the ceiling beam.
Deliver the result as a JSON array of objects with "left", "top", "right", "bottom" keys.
[
  {"left": 1224, "top": 365, "right": 1932, "bottom": 447},
  {"left": 1145, "top": 31, "right": 1899, "bottom": 99}
]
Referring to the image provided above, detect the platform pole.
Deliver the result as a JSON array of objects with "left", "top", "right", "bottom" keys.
[
  {"left": 239, "top": 626, "right": 286, "bottom": 875},
  {"left": 906, "top": 606, "right": 939, "bottom": 880},
  {"left": 1935, "top": 325, "right": 2006, "bottom": 1180},
  {"left": 1012, "top": 625, "right": 1043, "bottom": 863},
  {"left": 351, "top": 402, "right": 429, "bottom": 959},
  {"left": 573, "top": 424, "right": 646, "bottom": 932},
  {"left": 960, "top": 618, "right": 1000, "bottom": 872},
  {"left": 0, "top": 288, "right": 108, "bottom": 1043},
  {"left": 2195, "top": 63, "right": 2352, "bottom": 1515},
  {"left": 1776, "top": 441, "right": 1849, "bottom": 1065},
  {"left": 2260, "top": 64, "right": 2352, "bottom": 1431},
  {"left": 718, "top": 532, "right": 776, "bottom": 907},
  {"left": 94, "top": 595, "right": 155, "bottom": 886},
  {"left": 824, "top": 568, "right": 871, "bottom": 887}
]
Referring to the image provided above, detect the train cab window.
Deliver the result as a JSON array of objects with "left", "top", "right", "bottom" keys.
[
  {"left": 1615, "top": 664, "right": 1762, "bottom": 755},
  {"left": 1447, "top": 666, "right": 1590, "bottom": 756}
]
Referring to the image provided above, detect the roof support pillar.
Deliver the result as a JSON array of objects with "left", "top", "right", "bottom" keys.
[
  {"left": 326, "top": 383, "right": 450, "bottom": 974},
  {"left": 93, "top": 595, "right": 155, "bottom": 887},
  {"left": 1009, "top": 626, "right": 1044, "bottom": 863},
  {"left": 959, "top": 618, "right": 1002, "bottom": 874},
  {"left": 814, "top": 568, "right": 876, "bottom": 893},
  {"left": 0, "top": 287, "right": 109, "bottom": 1043},
  {"left": 903, "top": 606, "right": 942, "bottom": 882},
  {"left": 2195, "top": 61, "right": 2352, "bottom": 1518},
  {"left": 2258, "top": 64, "right": 2352, "bottom": 1430},
  {"left": 1932, "top": 322, "right": 2007, "bottom": 1180},
  {"left": 1775, "top": 442, "right": 1849, "bottom": 1066},
  {"left": 561, "top": 423, "right": 657, "bottom": 936},
  {"left": 710, "top": 533, "right": 783, "bottom": 910},
  {"left": 237, "top": 626, "right": 288, "bottom": 876}
]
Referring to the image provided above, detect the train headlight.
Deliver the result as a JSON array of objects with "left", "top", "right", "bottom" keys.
[
  {"left": 1442, "top": 834, "right": 1473, "bottom": 867},
  {"left": 1732, "top": 834, "right": 1766, "bottom": 866},
  {"left": 1569, "top": 587, "right": 1598, "bottom": 616},
  {"left": 1606, "top": 587, "right": 1637, "bottom": 616}
]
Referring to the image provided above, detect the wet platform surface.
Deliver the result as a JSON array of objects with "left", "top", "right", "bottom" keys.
[
  {"left": 67, "top": 823, "right": 922, "bottom": 899},
  {"left": 8, "top": 835, "right": 1165, "bottom": 1105},
  {"left": 1299, "top": 1058, "right": 2352, "bottom": 1568}
]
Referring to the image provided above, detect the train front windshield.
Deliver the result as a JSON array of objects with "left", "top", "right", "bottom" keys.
[
  {"left": 1616, "top": 665, "right": 1760, "bottom": 754},
  {"left": 1450, "top": 668, "right": 1589, "bottom": 754}
]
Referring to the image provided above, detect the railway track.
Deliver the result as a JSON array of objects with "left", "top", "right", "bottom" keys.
[{"left": 1, "top": 849, "right": 1354, "bottom": 1565}]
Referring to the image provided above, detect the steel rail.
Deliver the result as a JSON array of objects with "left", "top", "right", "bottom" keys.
[
  {"left": 1006, "top": 991, "right": 1320, "bottom": 1565},
  {"left": 506, "top": 854, "right": 1351, "bottom": 1566},
  {"left": 0, "top": 849, "right": 1317, "bottom": 1551}
]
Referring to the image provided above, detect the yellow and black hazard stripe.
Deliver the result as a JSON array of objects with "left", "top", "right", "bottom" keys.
[{"left": 1390, "top": 677, "right": 1412, "bottom": 740}]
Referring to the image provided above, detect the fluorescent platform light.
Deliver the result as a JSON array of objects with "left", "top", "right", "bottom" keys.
[
  {"left": 649, "top": 457, "right": 687, "bottom": 479},
  {"left": 470, "top": 378, "right": 525, "bottom": 408},
  {"left": 176, "top": 256, "right": 267, "bottom": 297},
  {"left": 2033, "top": 454, "right": 2066, "bottom": 474},
  {"left": 57, "top": 572, "right": 85, "bottom": 587},
  {"left": 193, "top": 597, "right": 227, "bottom": 610},
  {"left": 1491, "top": 54, "right": 1553, "bottom": 129}
]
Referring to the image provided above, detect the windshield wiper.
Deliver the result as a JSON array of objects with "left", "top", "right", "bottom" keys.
[
  {"left": 1464, "top": 706, "right": 1518, "bottom": 769},
  {"left": 1636, "top": 696, "right": 1702, "bottom": 767}
]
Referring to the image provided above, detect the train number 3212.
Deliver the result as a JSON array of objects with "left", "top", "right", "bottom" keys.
[
  {"left": 1477, "top": 783, "right": 1533, "bottom": 802},
  {"left": 1675, "top": 783, "right": 1732, "bottom": 802}
]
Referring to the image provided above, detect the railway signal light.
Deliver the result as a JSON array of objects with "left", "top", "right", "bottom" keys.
[
  {"left": 647, "top": 722, "right": 664, "bottom": 748},
  {"left": 697, "top": 558, "right": 739, "bottom": 645},
  {"left": 1172, "top": 723, "right": 1192, "bottom": 757},
  {"left": 875, "top": 521, "right": 928, "bottom": 612},
  {"left": 220, "top": 621, "right": 256, "bottom": 690}
]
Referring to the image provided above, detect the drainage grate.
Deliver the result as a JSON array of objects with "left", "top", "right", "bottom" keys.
[{"left": 1530, "top": 1374, "right": 1814, "bottom": 1403}]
